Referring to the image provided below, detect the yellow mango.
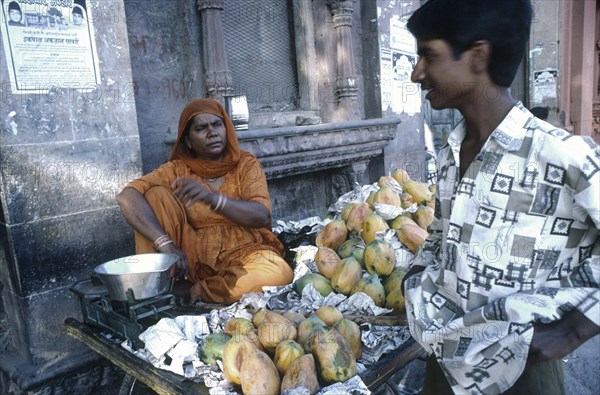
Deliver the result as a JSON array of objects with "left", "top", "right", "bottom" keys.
[
  {"left": 222, "top": 334, "right": 260, "bottom": 384},
  {"left": 240, "top": 349, "right": 280, "bottom": 395},
  {"left": 385, "top": 287, "right": 406, "bottom": 315},
  {"left": 396, "top": 223, "right": 429, "bottom": 253},
  {"left": 314, "top": 305, "right": 343, "bottom": 327},
  {"left": 363, "top": 239, "right": 396, "bottom": 276},
  {"left": 366, "top": 190, "right": 377, "bottom": 206},
  {"left": 400, "top": 192, "right": 415, "bottom": 209},
  {"left": 352, "top": 274, "right": 386, "bottom": 307},
  {"left": 223, "top": 317, "right": 254, "bottom": 336},
  {"left": 310, "top": 327, "right": 356, "bottom": 384},
  {"left": 337, "top": 237, "right": 363, "bottom": 259},
  {"left": 383, "top": 268, "right": 409, "bottom": 295},
  {"left": 391, "top": 168, "right": 411, "bottom": 185},
  {"left": 315, "top": 219, "right": 348, "bottom": 251},
  {"left": 413, "top": 205, "right": 435, "bottom": 230},
  {"left": 283, "top": 311, "right": 307, "bottom": 327},
  {"left": 361, "top": 212, "right": 389, "bottom": 244},
  {"left": 315, "top": 247, "right": 341, "bottom": 279},
  {"left": 330, "top": 256, "right": 362, "bottom": 295},
  {"left": 274, "top": 339, "right": 304, "bottom": 376},
  {"left": 377, "top": 175, "right": 396, "bottom": 188},
  {"left": 297, "top": 316, "right": 327, "bottom": 353},
  {"left": 389, "top": 213, "right": 418, "bottom": 230},
  {"left": 345, "top": 202, "right": 373, "bottom": 233},
  {"left": 373, "top": 185, "right": 402, "bottom": 207},
  {"left": 403, "top": 180, "right": 432, "bottom": 204},
  {"left": 340, "top": 202, "right": 357, "bottom": 222},
  {"left": 281, "top": 354, "right": 320, "bottom": 394},
  {"left": 335, "top": 318, "right": 362, "bottom": 360},
  {"left": 293, "top": 272, "right": 334, "bottom": 297},
  {"left": 257, "top": 311, "right": 297, "bottom": 353}
]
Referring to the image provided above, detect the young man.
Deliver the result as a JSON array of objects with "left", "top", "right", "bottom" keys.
[{"left": 402, "top": 1, "right": 600, "bottom": 394}]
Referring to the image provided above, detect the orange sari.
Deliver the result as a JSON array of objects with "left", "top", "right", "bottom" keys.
[{"left": 126, "top": 99, "right": 292, "bottom": 303}]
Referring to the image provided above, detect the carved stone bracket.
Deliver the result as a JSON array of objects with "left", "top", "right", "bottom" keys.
[{"left": 237, "top": 117, "right": 401, "bottom": 179}]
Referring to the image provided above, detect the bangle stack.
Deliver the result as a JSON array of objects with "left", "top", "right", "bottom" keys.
[
  {"left": 212, "top": 194, "right": 228, "bottom": 213},
  {"left": 153, "top": 234, "right": 173, "bottom": 252}
]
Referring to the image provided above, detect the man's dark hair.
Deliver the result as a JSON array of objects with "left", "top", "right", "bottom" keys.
[{"left": 407, "top": 0, "right": 532, "bottom": 87}]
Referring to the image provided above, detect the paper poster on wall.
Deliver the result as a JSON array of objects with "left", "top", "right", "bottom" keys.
[
  {"left": 1, "top": 0, "right": 100, "bottom": 93},
  {"left": 390, "top": 18, "right": 415, "bottom": 53},
  {"left": 380, "top": 48, "right": 393, "bottom": 112},
  {"left": 391, "top": 51, "right": 420, "bottom": 114},
  {"left": 531, "top": 68, "right": 557, "bottom": 106}
]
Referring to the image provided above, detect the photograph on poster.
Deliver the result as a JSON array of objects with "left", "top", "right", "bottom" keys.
[
  {"left": 390, "top": 51, "right": 420, "bottom": 114},
  {"left": 532, "top": 68, "right": 558, "bottom": 106},
  {"left": 0, "top": 0, "right": 100, "bottom": 93},
  {"left": 392, "top": 51, "right": 416, "bottom": 82}
]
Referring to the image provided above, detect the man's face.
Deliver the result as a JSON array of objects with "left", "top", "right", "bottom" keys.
[
  {"left": 73, "top": 13, "right": 83, "bottom": 25},
  {"left": 9, "top": 9, "right": 21, "bottom": 23},
  {"left": 411, "top": 39, "right": 476, "bottom": 110}
]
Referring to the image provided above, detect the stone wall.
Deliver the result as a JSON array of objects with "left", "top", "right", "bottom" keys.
[{"left": 0, "top": 0, "right": 141, "bottom": 391}]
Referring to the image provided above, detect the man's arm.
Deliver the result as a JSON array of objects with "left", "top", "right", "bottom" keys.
[
  {"left": 528, "top": 309, "right": 600, "bottom": 364},
  {"left": 401, "top": 197, "right": 443, "bottom": 294}
]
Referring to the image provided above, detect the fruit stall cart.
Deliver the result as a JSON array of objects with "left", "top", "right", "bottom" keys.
[
  {"left": 64, "top": 314, "right": 423, "bottom": 395},
  {"left": 64, "top": 170, "right": 434, "bottom": 394},
  {"left": 65, "top": 266, "right": 424, "bottom": 395}
]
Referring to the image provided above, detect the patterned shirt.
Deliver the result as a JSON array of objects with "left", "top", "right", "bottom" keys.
[{"left": 404, "top": 102, "right": 600, "bottom": 394}]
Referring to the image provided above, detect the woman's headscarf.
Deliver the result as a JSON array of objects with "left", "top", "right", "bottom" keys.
[{"left": 169, "top": 98, "right": 242, "bottom": 178}]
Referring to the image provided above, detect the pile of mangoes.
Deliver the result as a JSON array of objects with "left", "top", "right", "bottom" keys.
[
  {"left": 295, "top": 168, "right": 435, "bottom": 313},
  {"left": 200, "top": 306, "right": 360, "bottom": 394}
]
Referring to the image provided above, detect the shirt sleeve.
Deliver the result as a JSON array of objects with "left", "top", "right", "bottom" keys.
[
  {"left": 568, "top": 140, "right": 600, "bottom": 326},
  {"left": 237, "top": 155, "right": 272, "bottom": 211}
]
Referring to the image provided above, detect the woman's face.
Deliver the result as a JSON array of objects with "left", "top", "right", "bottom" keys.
[{"left": 185, "top": 113, "right": 227, "bottom": 160}]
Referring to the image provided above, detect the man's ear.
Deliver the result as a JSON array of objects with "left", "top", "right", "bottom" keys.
[{"left": 469, "top": 40, "right": 491, "bottom": 74}]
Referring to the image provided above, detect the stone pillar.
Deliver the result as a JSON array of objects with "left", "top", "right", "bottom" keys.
[
  {"left": 292, "top": 0, "right": 319, "bottom": 111},
  {"left": 327, "top": 0, "right": 360, "bottom": 120},
  {"left": 197, "top": 0, "right": 232, "bottom": 102}
]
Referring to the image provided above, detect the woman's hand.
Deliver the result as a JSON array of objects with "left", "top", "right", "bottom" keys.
[
  {"left": 172, "top": 176, "right": 215, "bottom": 207},
  {"left": 172, "top": 176, "right": 271, "bottom": 228},
  {"left": 157, "top": 241, "right": 189, "bottom": 280}
]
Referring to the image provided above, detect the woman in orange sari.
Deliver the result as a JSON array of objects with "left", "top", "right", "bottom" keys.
[{"left": 116, "top": 98, "right": 293, "bottom": 303}]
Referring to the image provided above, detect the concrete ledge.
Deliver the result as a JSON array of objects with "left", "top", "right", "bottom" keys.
[
  {"left": 166, "top": 117, "right": 401, "bottom": 180},
  {"left": 238, "top": 117, "right": 401, "bottom": 179}
]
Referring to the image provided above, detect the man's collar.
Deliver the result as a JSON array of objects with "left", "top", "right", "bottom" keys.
[
  {"left": 489, "top": 101, "right": 530, "bottom": 151},
  {"left": 446, "top": 101, "right": 530, "bottom": 152}
]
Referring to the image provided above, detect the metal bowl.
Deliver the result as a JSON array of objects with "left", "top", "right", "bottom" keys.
[{"left": 93, "top": 253, "right": 178, "bottom": 301}]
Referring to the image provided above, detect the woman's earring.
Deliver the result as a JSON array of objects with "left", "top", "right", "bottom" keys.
[{"left": 186, "top": 141, "right": 192, "bottom": 150}]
